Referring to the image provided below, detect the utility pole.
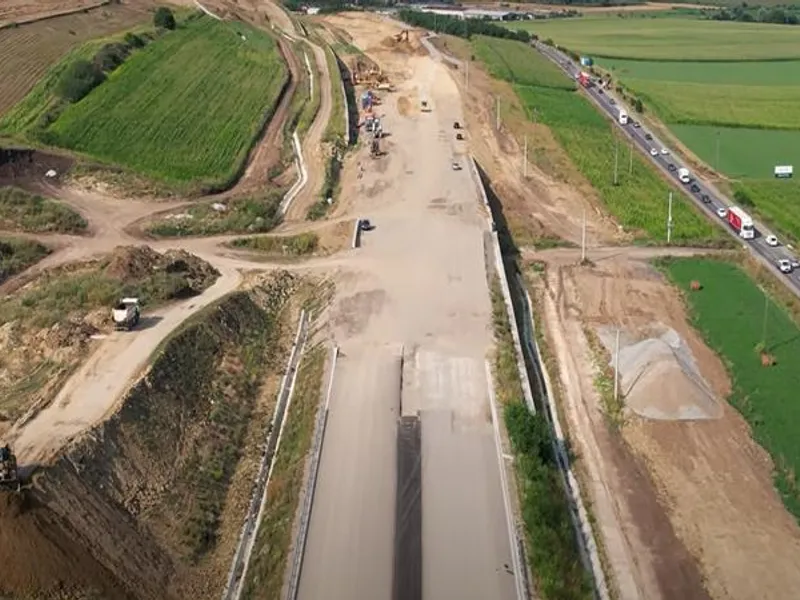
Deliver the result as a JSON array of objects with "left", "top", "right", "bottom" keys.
[
  {"left": 581, "top": 209, "right": 587, "bottom": 263},
  {"left": 761, "top": 286, "right": 769, "bottom": 348},
  {"left": 495, "top": 96, "right": 500, "bottom": 131},
  {"left": 523, "top": 136, "right": 528, "bottom": 178},
  {"left": 629, "top": 140, "right": 633, "bottom": 175},
  {"left": 667, "top": 191, "right": 674, "bottom": 244},
  {"left": 613, "top": 328, "right": 621, "bottom": 404},
  {"left": 613, "top": 136, "right": 619, "bottom": 186}
]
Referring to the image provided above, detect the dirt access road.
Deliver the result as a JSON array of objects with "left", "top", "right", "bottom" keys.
[
  {"left": 529, "top": 245, "right": 800, "bottom": 600},
  {"left": 297, "top": 13, "right": 516, "bottom": 600}
]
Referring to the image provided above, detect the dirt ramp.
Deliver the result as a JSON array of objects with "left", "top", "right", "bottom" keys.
[{"left": 0, "top": 492, "right": 123, "bottom": 599}]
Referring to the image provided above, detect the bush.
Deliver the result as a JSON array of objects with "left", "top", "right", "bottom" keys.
[
  {"left": 124, "top": 32, "right": 146, "bottom": 48},
  {"left": 56, "top": 59, "right": 105, "bottom": 102},
  {"left": 734, "top": 188, "right": 754, "bottom": 207},
  {"left": 633, "top": 97, "right": 644, "bottom": 113},
  {"left": 154, "top": 6, "right": 176, "bottom": 30},
  {"left": 93, "top": 42, "right": 131, "bottom": 73}
]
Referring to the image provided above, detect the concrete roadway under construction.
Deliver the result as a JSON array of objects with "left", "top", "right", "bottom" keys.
[{"left": 294, "top": 31, "right": 518, "bottom": 600}]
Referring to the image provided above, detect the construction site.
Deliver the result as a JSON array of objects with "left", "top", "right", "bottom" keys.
[{"left": 0, "top": 3, "right": 798, "bottom": 600}]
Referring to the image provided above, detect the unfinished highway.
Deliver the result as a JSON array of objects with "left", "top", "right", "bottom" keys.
[{"left": 295, "top": 25, "right": 518, "bottom": 600}]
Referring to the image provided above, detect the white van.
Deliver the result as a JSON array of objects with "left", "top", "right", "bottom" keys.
[
  {"left": 678, "top": 168, "right": 691, "bottom": 184},
  {"left": 618, "top": 109, "right": 628, "bottom": 125}
]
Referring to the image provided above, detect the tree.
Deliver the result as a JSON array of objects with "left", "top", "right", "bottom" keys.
[
  {"left": 154, "top": 6, "right": 176, "bottom": 30},
  {"left": 633, "top": 97, "right": 643, "bottom": 113},
  {"left": 57, "top": 59, "right": 105, "bottom": 102}
]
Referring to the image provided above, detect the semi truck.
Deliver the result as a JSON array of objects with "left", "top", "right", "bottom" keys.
[
  {"left": 678, "top": 168, "right": 691, "bottom": 184},
  {"left": 577, "top": 71, "right": 592, "bottom": 88},
  {"left": 727, "top": 206, "right": 755, "bottom": 239},
  {"left": 618, "top": 109, "right": 628, "bottom": 125}
]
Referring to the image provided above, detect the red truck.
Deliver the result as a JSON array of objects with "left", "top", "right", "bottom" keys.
[
  {"left": 727, "top": 206, "right": 755, "bottom": 240},
  {"left": 577, "top": 71, "right": 592, "bottom": 88}
]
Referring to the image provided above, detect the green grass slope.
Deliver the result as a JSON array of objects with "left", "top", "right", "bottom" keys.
[{"left": 46, "top": 16, "right": 287, "bottom": 189}]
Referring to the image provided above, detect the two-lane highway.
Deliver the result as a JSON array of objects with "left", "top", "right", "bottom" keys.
[{"left": 534, "top": 41, "right": 800, "bottom": 297}]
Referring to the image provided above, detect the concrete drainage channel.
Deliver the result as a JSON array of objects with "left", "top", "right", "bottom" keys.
[
  {"left": 222, "top": 310, "right": 310, "bottom": 600},
  {"left": 285, "top": 345, "right": 339, "bottom": 600},
  {"left": 470, "top": 156, "right": 610, "bottom": 600}
]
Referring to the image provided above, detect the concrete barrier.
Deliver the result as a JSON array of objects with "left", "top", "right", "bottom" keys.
[
  {"left": 280, "top": 130, "right": 308, "bottom": 216},
  {"left": 222, "top": 310, "right": 310, "bottom": 600},
  {"left": 285, "top": 345, "right": 339, "bottom": 600}
]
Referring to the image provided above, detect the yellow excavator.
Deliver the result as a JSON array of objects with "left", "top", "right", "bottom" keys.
[{"left": 0, "top": 444, "right": 21, "bottom": 492}]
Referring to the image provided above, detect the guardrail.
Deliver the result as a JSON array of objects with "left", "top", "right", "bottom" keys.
[
  {"left": 470, "top": 155, "right": 609, "bottom": 600},
  {"left": 285, "top": 345, "right": 339, "bottom": 600},
  {"left": 352, "top": 219, "right": 362, "bottom": 249},
  {"left": 222, "top": 310, "right": 310, "bottom": 600},
  {"left": 280, "top": 130, "right": 308, "bottom": 216}
]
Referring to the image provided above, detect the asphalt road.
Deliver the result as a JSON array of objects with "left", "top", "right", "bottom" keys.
[{"left": 534, "top": 42, "right": 800, "bottom": 296}]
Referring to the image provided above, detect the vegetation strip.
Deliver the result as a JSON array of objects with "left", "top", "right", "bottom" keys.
[
  {"left": 490, "top": 277, "right": 594, "bottom": 600},
  {"left": 0, "top": 236, "right": 50, "bottom": 284},
  {"left": 658, "top": 257, "right": 800, "bottom": 519},
  {"left": 0, "top": 186, "right": 87, "bottom": 233},
  {"left": 241, "top": 341, "right": 327, "bottom": 599}
]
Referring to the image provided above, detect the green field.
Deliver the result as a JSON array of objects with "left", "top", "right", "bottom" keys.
[
  {"left": 471, "top": 37, "right": 722, "bottom": 245},
  {"left": 511, "top": 16, "right": 800, "bottom": 241},
  {"left": 42, "top": 16, "right": 287, "bottom": 188},
  {"left": 662, "top": 258, "right": 800, "bottom": 519},
  {"left": 473, "top": 35, "right": 575, "bottom": 90},
  {"left": 510, "top": 17, "right": 800, "bottom": 61}
]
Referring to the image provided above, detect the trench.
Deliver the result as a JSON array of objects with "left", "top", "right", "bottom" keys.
[{"left": 393, "top": 414, "right": 422, "bottom": 600}]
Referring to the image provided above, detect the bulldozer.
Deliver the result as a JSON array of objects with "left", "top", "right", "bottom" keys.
[{"left": 0, "top": 445, "right": 21, "bottom": 492}]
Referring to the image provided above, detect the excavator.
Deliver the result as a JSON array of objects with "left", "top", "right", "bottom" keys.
[{"left": 0, "top": 444, "right": 21, "bottom": 492}]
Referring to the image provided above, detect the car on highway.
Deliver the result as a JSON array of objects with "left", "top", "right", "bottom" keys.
[
  {"left": 691, "top": 184, "right": 700, "bottom": 193},
  {"left": 660, "top": 148, "right": 669, "bottom": 155},
  {"left": 717, "top": 207, "right": 728, "bottom": 219},
  {"left": 609, "top": 98, "right": 616, "bottom": 105},
  {"left": 452, "top": 161, "right": 462, "bottom": 171},
  {"left": 778, "top": 259, "right": 793, "bottom": 274},
  {"left": 701, "top": 193, "right": 711, "bottom": 203},
  {"left": 649, "top": 148, "right": 658, "bottom": 157},
  {"left": 632, "top": 121, "right": 640, "bottom": 128},
  {"left": 766, "top": 235, "right": 779, "bottom": 247},
  {"left": 645, "top": 133, "right": 653, "bottom": 141},
  {"left": 668, "top": 164, "right": 677, "bottom": 172}
]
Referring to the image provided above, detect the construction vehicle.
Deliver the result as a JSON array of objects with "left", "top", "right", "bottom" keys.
[
  {"left": 421, "top": 100, "right": 431, "bottom": 113},
  {"left": 112, "top": 298, "right": 141, "bottom": 331},
  {"left": 394, "top": 29, "right": 409, "bottom": 43},
  {"left": 453, "top": 121, "right": 461, "bottom": 129},
  {"left": 0, "top": 445, "right": 21, "bottom": 492}
]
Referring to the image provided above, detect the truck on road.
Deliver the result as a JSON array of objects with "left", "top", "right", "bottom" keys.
[
  {"left": 727, "top": 206, "right": 755, "bottom": 239},
  {"left": 678, "top": 167, "right": 691, "bottom": 184},
  {"left": 577, "top": 71, "right": 592, "bottom": 88},
  {"left": 618, "top": 108, "right": 628, "bottom": 125},
  {"left": 112, "top": 298, "right": 140, "bottom": 331}
]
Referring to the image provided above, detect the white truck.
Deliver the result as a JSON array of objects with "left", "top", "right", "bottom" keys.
[
  {"left": 727, "top": 206, "right": 755, "bottom": 240},
  {"left": 112, "top": 298, "right": 140, "bottom": 331},
  {"left": 618, "top": 109, "right": 628, "bottom": 125},
  {"left": 678, "top": 167, "right": 691, "bottom": 184}
]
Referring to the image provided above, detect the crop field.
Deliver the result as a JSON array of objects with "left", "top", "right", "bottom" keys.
[
  {"left": 662, "top": 257, "right": 800, "bottom": 518},
  {"left": 0, "top": 2, "right": 152, "bottom": 116},
  {"left": 43, "top": 16, "right": 288, "bottom": 188},
  {"left": 512, "top": 15, "right": 800, "bottom": 241},
  {"left": 472, "top": 35, "right": 574, "bottom": 90},
  {"left": 470, "top": 37, "right": 722, "bottom": 244},
  {"left": 510, "top": 17, "right": 800, "bottom": 61}
]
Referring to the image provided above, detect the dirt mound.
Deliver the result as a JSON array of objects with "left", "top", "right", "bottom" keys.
[
  {"left": 105, "top": 246, "right": 217, "bottom": 295},
  {"left": 599, "top": 326, "right": 722, "bottom": 421},
  {"left": 0, "top": 492, "right": 121, "bottom": 598}
]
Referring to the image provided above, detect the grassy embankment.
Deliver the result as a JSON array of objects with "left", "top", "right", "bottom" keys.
[
  {"left": 0, "top": 236, "right": 50, "bottom": 284},
  {"left": 511, "top": 16, "right": 800, "bottom": 244},
  {"left": 145, "top": 190, "right": 285, "bottom": 238},
  {"left": 659, "top": 257, "right": 800, "bottom": 519},
  {"left": 0, "top": 186, "right": 87, "bottom": 233},
  {"left": 2, "top": 15, "right": 288, "bottom": 193},
  {"left": 472, "top": 35, "right": 725, "bottom": 246},
  {"left": 306, "top": 46, "right": 347, "bottom": 221},
  {"left": 490, "top": 278, "right": 593, "bottom": 600},
  {"left": 229, "top": 232, "right": 319, "bottom": 257}
]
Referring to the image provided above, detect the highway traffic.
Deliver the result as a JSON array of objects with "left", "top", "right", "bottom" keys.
[{"left": 534, "top": 41, "right": 800, "bottom": 297}]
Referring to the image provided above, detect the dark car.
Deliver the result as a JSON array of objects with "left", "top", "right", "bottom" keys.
[
  {"left": 701, "top": 193, "right": 711, "bottom": 203},
  {"left": 668, "top": 163, "right": 677, "bottom": 172},
  {"left": 633, "top": 121, "right": 641, "bottom": 128},
  {"left": 609, "top": 98, "right": 616, "bottom": 105},
  {"left": 359, "top": 219, "right": 374, "bottom": 231},
  {"left": 645, "top": 133, "right": 653, "bottom": 141},
  {"left": 691, "top": 184, "right": 700, "bottom": 193},
  {"left": 597, "top": 88, "right": 604, "bottom": 94}
]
